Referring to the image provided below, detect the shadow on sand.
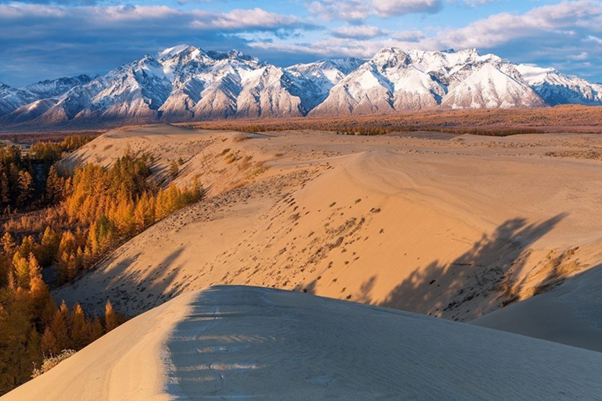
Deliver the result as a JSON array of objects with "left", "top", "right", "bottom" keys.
[{"left": 354, "top": 214, "right": 566, "bottom": 320}]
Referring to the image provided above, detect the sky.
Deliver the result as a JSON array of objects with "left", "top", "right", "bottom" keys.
[{"left": 0, "top": 0, "right": 601, "bottom": 86}]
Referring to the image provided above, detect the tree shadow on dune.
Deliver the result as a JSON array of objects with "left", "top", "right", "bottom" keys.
[
  {"left": 59, "top": 247, "right": 189, "bottom": 316},
  {"left": 361, "top": 214, "right": 566, "bottom": 321}
]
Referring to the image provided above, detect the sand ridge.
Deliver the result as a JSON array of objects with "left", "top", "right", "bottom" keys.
[{"left": 6, "top": 286, "right": 602, "bottom": 400}]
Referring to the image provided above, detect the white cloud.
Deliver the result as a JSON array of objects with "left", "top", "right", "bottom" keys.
[
  {"left": 332, "top": 25, "right": 388, "bottom": 39},
  {"left": 447, "top": 0, "right": 501, "bottom": 6},
  {"left": 0, "top": 4, "right": 316, "bottom": 31},
  {"left": 306, "top": 0, "right": 371, "bottom": 22},
  {"left": 306, "top": 0, "right": 442, "bottom": 22},
  {"left": 373, "top": 0, "right": 442, "bottom": 17},
  {"left": 1, "top": 0, "right": 602, "bottom": 85},
  {"left": 439, "top": 0, "right": 602, "bottom": 49},
  {"left": 194, "top": 8, "right": 309, "bottom": 30},
  {"left": 253, "top": 0, "right": 602, "bottom": 81},
  {"left": 567, "top": 51, "right": 589, "bottom": 60},
  {"left": 249, "top": 35, "right": 441, "bottom": 59},
  {"left": 0, "top": 3, "right": 318, "bottom": 85},
  {"left": 392, "top": 30, "right": 426, "bottom": 42}
]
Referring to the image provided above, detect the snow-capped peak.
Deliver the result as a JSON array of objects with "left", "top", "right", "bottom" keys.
[
  {"left": 517, "top": 64, "right": 565, "bottom": 86},
  {"left": 158, "top": 44, "right": 194, "bottom": 59}
]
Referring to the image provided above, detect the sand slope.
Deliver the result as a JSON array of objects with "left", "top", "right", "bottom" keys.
[
  {"left": 52, "top": 126, "right": 602, "bottom": 349},
  {"left": 5, "top": 286, "right": 602, "bottom": 400},
  {"left": 473, "top": 264, "right": 602, "bottom": 352}
]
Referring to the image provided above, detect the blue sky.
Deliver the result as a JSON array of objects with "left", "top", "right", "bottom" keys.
[{"left": 0, "top": 0, "right": 601, "bottom": 86}]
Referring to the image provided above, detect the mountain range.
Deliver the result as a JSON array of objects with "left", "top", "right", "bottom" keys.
[{"left": 1, "top": 45, "right": 601, "bottom": 128}]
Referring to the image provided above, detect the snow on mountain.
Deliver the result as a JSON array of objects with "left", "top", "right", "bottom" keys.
[
  {"left": 310, "top": 48, "right": 453, "bottom": 116},
  {"left": 0, "top": 82, "right": 36, "bottom": 117},
  {"left": 23, "top": 75, "right": 93, "bottom": 100},
  {"left": 0, "top": 98, "right": 58, "bottom": 125},
  {"left": 159, "top": 47, "right": 348, "bottom": 119},
  {"left": 442, "top": 63, "right": 545, "bottom": 109},
  {"left": 516, "top": 64, "right": 602, "bottom": 106},
  {"left": 235, "top": 65, "right": 306, "bottom": 118},
  {"left": 286, "top": 58, "right": 364, "bottom": 87},
  {"left": 308, "top": 59, "right": 396, "bottom": 116},
  {"left": 285, "top": 58, "right": 364, "bottom": 108},
  {"left": 0, "top": 75, "right": 93, "bottom": 120},
  {"left": 40, "top": 54, "right": 175, "bottom": 125},
  {"left": 2, "top": 46, "right": 601, "bottom": 127},
  {"left": 160, "top": 46, "right": 301, "bottom": 119},
  {"left": 31, "top": 46, "right": 312, "bottom": 124},
  {"left": 312, "top": 48, "right": 545, "bottom": 115},
  {"left": 157, "top": 44, "right": 193, "bottom": 60}
]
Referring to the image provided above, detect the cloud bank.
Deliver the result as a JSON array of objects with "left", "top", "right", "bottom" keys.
[{"left": 0, "top": 0, "right": 600, "bottom": 86}]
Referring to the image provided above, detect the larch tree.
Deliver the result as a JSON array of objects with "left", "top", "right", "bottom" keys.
[
  {"left": 17, "top": 170, "right": 33, "bottom": 206},
  {"left": 104, "top": 300, "right": 118, "bottom": 332},
  {"left": 71, "top": 303, "right": 88, "bottom": 350}
]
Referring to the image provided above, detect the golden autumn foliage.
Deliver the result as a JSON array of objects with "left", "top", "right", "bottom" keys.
[
  {"left": 2, "top": 152, "right": 202, "bottom": 284},
  {"left": 50, "top": 153, "right": 202, "bottom": 281},
  {"left": 0, "top": 251, "right": 123, "bottom": 394},
  {"left": 0, "top": 140, "right": 202, "bottom": 395},
  {"left": 186, "top": 105, "right": 602, "bottom": 135}
]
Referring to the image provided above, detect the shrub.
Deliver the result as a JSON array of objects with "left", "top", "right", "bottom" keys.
[
  {"left": 232, "top": 133, "right": 249, "bottom": 143},
  {"left": 225, "top": 153, "right": 238, "bottom": 164},
  {"left": 32, "top": 349, "right": 77, "bottom": 378},
  {"left": 169, "top": 160, "right": 179, "bottom": 179}
]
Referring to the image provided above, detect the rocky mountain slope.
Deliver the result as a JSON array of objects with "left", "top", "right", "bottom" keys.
[
  {"left": 310, "top": 48, "right": 544, "bottom": 115},
  {"left": 23, "top": 74, "right": 93, "bottom": 99},
  {"left": 0, "top": 76, "right": 91, "bottom": 119},
  {"left": 1, "top": 46, "right": 601, "bottom": 128},
  {"left": 516, "top": 64, "right": 602, "bottom": 106},
  {"left": 0, "top": 82, "right": 36, "bottom": 116}
]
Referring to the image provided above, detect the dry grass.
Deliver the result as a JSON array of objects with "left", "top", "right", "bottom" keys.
[
  {"left": 0, "top": 130, "right": 102, "bottom": 144},
  {"left": 32, "top": 350, "right": 77, "bottom": 378},
  {"left": 6, "top": 105, "right": 601, "bottom": 137}
]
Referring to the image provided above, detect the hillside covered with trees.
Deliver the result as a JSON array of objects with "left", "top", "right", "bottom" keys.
[{"left": 0, "top": 135, "right": 203, "bottom": 394}]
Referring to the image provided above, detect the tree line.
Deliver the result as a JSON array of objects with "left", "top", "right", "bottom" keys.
[
  {"left": 0, "top": 135, "right": 93, "bottom": 214},
  {"left": 0, "top": 257, "right": 124, "bottom": 393}
]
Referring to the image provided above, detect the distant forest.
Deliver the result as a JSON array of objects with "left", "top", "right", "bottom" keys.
[{"left": 187, "top": 105, "right": 602, "bottom": 135}]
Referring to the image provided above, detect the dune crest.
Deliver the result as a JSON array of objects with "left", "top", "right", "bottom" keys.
[{"left": 6, "top": 286, "right": 602, "bottom": 400}]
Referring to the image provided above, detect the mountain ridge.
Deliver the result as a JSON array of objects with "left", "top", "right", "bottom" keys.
[{"left": 1, "top": 45, "right": 601, "bottom": 128}]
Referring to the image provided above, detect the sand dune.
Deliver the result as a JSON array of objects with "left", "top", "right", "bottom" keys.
[
  {"left": 473, "top": 264, "right": 602, "bottom": 352},
  {"left": 52, "top": 125, "right": 602, "bottom": 350},
  {"left": 6, "top": 286, "right": 602, "bottom": 400}
]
